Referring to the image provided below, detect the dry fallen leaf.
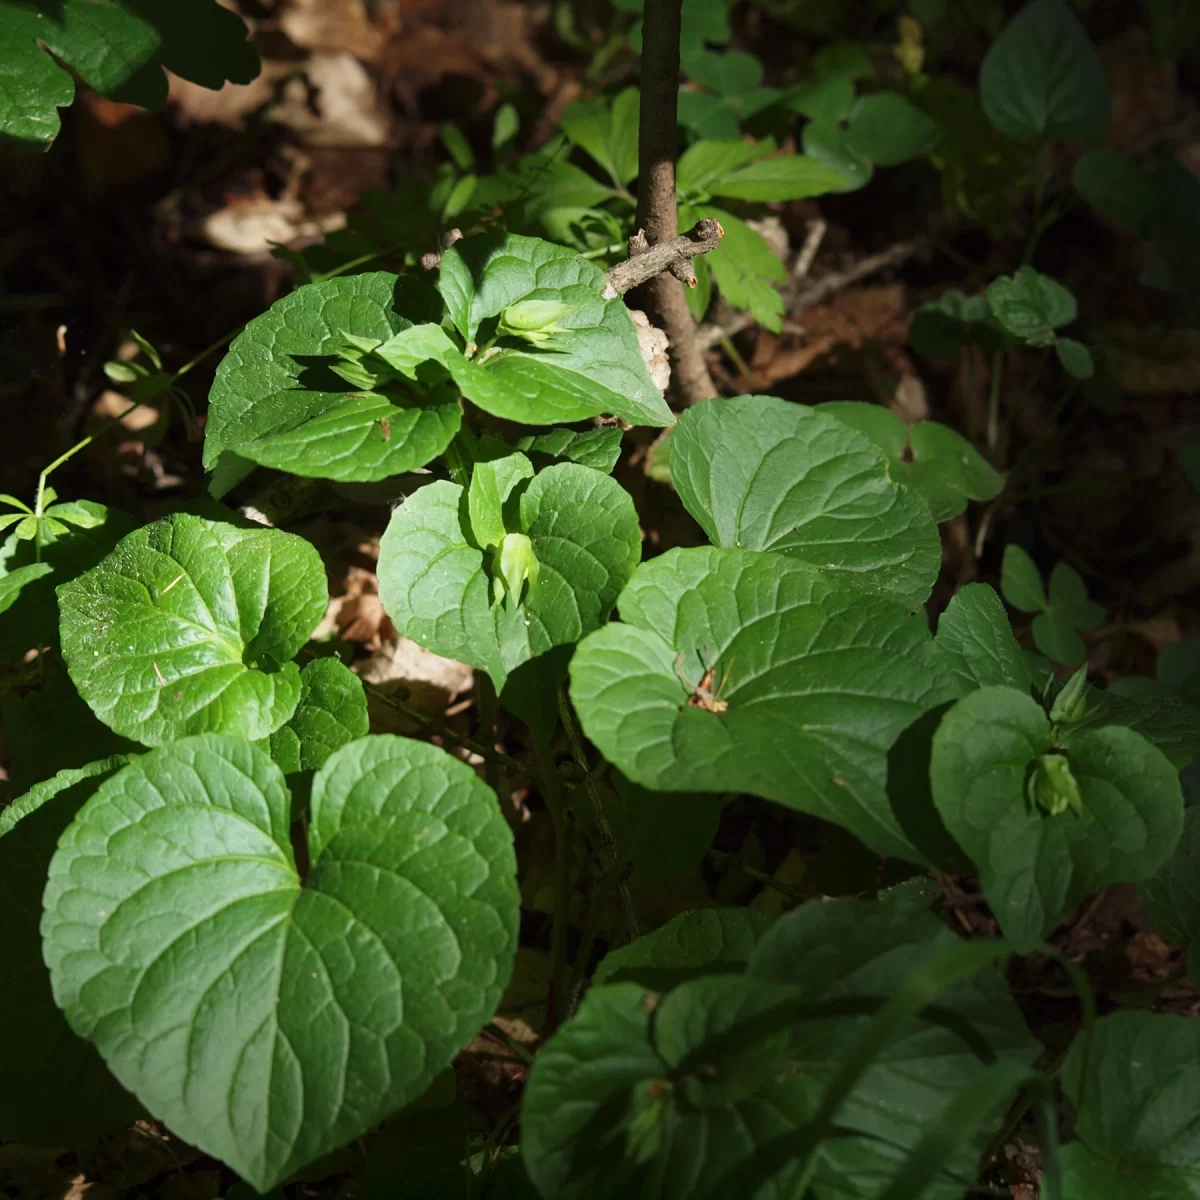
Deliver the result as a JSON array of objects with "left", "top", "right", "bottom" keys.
[
  {"left": 168, "top": 61, "right": 293, "bottom": 128},
  {"left": 750, "top": 285, "right": 910, "bottom": 387},
  {"left": 201, "top": 190, "right": 345, "bottom": 256},
  {"left": 280, "top": 0, "right": 399, "bottom": 62},
  {"left": 273, "top": 52, "right": 390, "bottom": 147}
]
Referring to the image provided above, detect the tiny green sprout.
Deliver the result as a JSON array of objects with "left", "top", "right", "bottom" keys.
[
  {"left": 1049, "top": 666, "right": 1090, "bottom": 727},
  {"left": 330, "top": 332, "right": 402, "bottom": 391},
  {"left": 1027, "top": 753, "right": 1084, "bottom": 818},
  {"left": 491, "top": 532, "right": 539, "bottom": 610},
  {"left": 497, "top": 299, "right": 577, "bottom": 345}
]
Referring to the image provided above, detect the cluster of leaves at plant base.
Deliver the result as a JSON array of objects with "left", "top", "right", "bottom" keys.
[
  {"left": 0, "top": 0, "right": 259, "bottom": 147},
  {"left": 4, "top": 215, "right": 1200, "bottom": 1192},
  {"left": 523, "top": 896, "right": 1200, "bottom": 1198}
]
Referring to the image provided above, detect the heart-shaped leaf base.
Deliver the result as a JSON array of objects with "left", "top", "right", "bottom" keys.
[{"left": 42, "top": 734, "right": 519, "bottom": 1191}]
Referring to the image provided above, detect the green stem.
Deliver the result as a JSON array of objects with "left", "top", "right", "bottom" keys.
[
  {"left": 996, "top": 380, "right": 1079, "bottom": 500},
  {"left": 33, "top": 399, "right": 140, "bottom": 560},
  {"left": 477, "top": 672, "right": 500, "bottom": 795},
  {"left": 32, "top": 324, "right": 238, "bottom": 560},
  {"left": 705, "top": 848, "right": 809, "bottom": 903},
  {"left": 720, "top": 336, "right": 759, "bottom": 391},
  {"left": 986, "top": 351, "right": 1004, "bottom": 456},
  {"left": 557, "top": 686, "right": 642, "bottom": 940},
  {"left": 565, "top": 856, "right": 630, "bottom": 1014},
  {"left": 1022, "top": 146, "right": 1048, "bottom": 266},
  {"left": 169, "top": 327, "right": 239, "bottom": 383},
  {"left": 312, "top": 241, "right": 409, "bottom": 284},
  {"left": 340, "top": 662, "right": 530, "bottom": 776}
]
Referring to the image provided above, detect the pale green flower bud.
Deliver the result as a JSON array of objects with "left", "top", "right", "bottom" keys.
[
  {"left": 497, "top": 299, "right": 576, "bottom": 345},
  {"left": 1027, "top": 752, "right": 1083, "bottom": 818},
  {"left": 492, "top": 532, "right": 539, "bottom": 609}
]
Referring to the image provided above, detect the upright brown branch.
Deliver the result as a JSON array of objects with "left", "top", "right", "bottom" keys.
[{"left": 635, "top": 0, "right": 716, "bottom": 404}]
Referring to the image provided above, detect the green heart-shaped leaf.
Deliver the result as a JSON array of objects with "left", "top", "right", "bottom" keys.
[
  {"left": 267, "top": 657, "right": 369, "bottom": 775},
  {"left": 1074, "top": 682, "right": 1200, "bottom": 771},
  {"left": 523, "top": 974, "right": 819, "bottom": 1199},
  {"left": 42, "top": 734, "right": 519, "bottom": 1192},
  {"left": 821, "top": 401, "right": 1003, "bottom": 522},
  {"left": 0, "top": 0, "right": 259, "bottom": 149},
  {"left": 1073, "top": 148, "right": 1156, "bottom": 233},
  {"left": 930, "top": 686, "right": 1183, "bottom": 944},
  {"left": 0, "top": 758, "right": 141, "bottom": 1145},
  {"left": 986, "top": 266, "right": 1078, "bottom": 347},
  {"left": 592, "top": 773, "right": 729, "bottom": 879},
  {"left": 935, "top": 582, "right": 1034, "bottom": 695},
  {"left": 1000, "top": 543, "right": 1048, "bottom": 611},
  {"left": 670, "top": 395, "right": 941, "bottom": 608},
  {"left": 378, "top": 465, "right": 640, "bottom": 694},
  {"left": 569, "top": 546, "right": 954, "bottom": 862},
  {"left": 205, "top": 272, "right": 460, "bottom": 490},
  {"left": 979, "top": 0, "right": 1110, "bottom": 144},
  {"left": 434, "top": 232, "right": 672, "bottom": 427},
  {"left": 1060, "top": 1011, "right": 1200, "bottom": 1196},
  {"left": 58, "top": 512, "right": 327, "bottom": 745},
  {"left": 844, "top": 91, "right": 942, "bottom": 166}
]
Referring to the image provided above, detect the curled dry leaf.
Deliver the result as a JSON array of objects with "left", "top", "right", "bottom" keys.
[{"left": 629, "top": 309, "right": 670, "bottom": 392}]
